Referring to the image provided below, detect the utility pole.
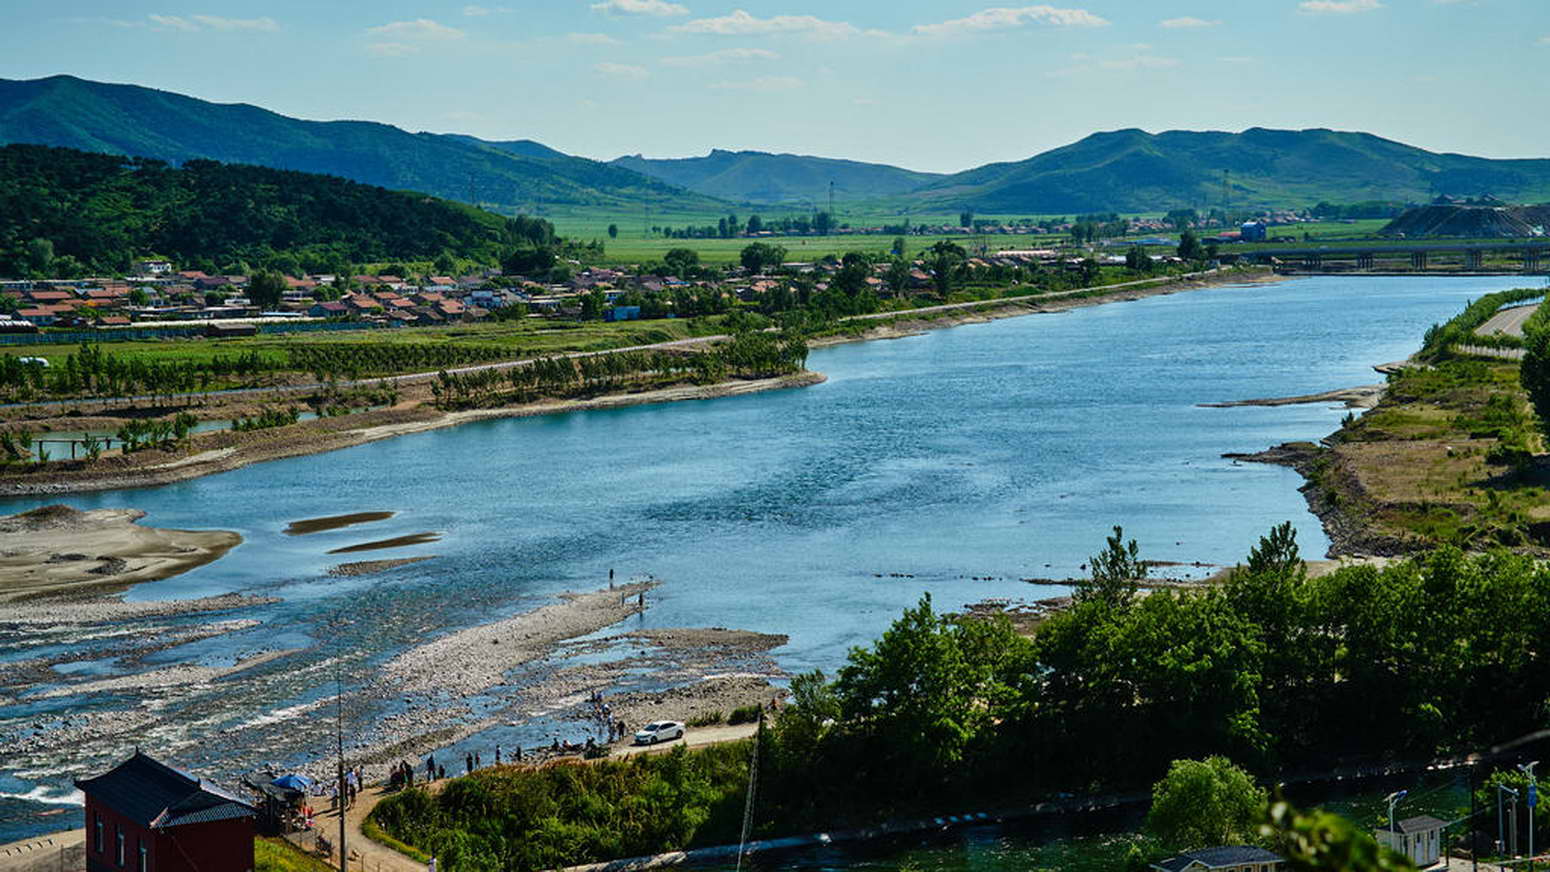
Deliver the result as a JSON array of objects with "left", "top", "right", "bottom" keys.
[
  {"left": 1523, "top": 761, "right": 1540, "bottom": 869},
  {"left": 336, "top": 640, "right": 347, "bottom": 872},
  {"left": 1511, "top": 787, "right": 1523, "bottom": 857}
]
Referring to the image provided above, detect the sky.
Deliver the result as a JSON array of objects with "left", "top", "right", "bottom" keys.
[{"left": 1, "top": 0, "right": 1547, "bottom": 174}]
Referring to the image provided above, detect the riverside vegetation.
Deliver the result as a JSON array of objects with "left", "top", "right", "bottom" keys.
[
  {"left": 370, "top": 524, "right": 1545, "bottom": 871},
  {"left": 1271, "top": 287, "right": 1550, "bottom": 551}
]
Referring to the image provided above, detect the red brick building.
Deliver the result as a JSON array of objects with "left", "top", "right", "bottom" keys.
[{"left": 75, "top": 751, "right": 257, "bottom": 872}]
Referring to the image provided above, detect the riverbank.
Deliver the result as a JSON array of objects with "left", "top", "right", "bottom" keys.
[
  {"left": 0, "top": 505, "right": 240, "bottom": 601},
  {"left": 0, "top": 372, "right": 825, "bottom": 497},
  {"left": 809, "top": 266, "right": 1281, "bottom": 348}
]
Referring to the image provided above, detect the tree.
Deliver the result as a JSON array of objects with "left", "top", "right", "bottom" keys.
[
  {"left": 607, "top": 224, "right": 619, "bottom": 239},
  {"left": 740, "top": 242, "right": 786, "bottom": 273},
  {"left": 26, "top": 238, "right": 54, "bottom": 277},
  {"left": 885, "top": 258, "right": 911, "bottom": 296},
  {"left": 1147, "top": 757, "right": 1268, "bottom": 851},
  {"left": 1521, "top": 324, "right": 1550, "bottom": 439},
  {"left": 579, "top": 288, "right": 607, "bottom": 321},
  {"left": 128, "top": 287, "right": 150, "bottom": 307},
  {"left": 663, "top": 248, "right": 700, "bottom": 277},
  {"left": 247, "top": 271, "right": 286, "bottom": 309},
  {"left": 924, "top": 241, "right": 965, "bottom": 298},
  {"left": 433, "top": 252, "right": 458, "bottom": 275},
  {"left": 1178, "top": 229, "right": 1206, "bottom": 261},
  {"left": 959, "top": 210, "right": 974, "bottom": 228},
  {"left": 1125, "top": 246, "right": 1153, "bottom": 273},
  {"left": 746, "top": 214, "right": 763, "bottom": 235},
  {"left": 1074, "top": 525, "right": 1145, "bottom": 609},
  {"left": 891, "top": 236, "right": 906, "bottom": 257},
  {"left": 502, "top": 247, "right": 556, "bottom": 276},
  {"left": 813, "top": 211, "right": 833, "bottom": 236},
  {"left": 0, "top": 293, "right": 18, "bottom": 314}
]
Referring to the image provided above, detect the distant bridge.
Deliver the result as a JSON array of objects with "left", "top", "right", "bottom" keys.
[{"left": 1241, "top": 240, "right": 1550, "bottom": 272}]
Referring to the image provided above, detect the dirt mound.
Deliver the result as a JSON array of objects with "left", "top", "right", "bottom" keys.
[{"left": 1382, "top": 204, "right": 1550, "bottom": 238}]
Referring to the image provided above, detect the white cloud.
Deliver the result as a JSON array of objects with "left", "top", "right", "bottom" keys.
[
  {"left": 462, "top": 5, "right": 509, "bottom": 15},
  {"left": 1219, "top": 55, "right": 1255, "bottom": 64},
  {"left": 661, "top": 47, "right": 779, "bottom": 66},
  {"left": 913, "top": 5, "right": 1109, "bottom": 38},
  {"left": 595, "top": 61, "right": 649, "bottom": 79},
  {"left": 366, "top": 42, "right": 419, "bottom": 57},
  {"left": 1159, "top": 16, "right": 1220, "bottom": 28},
  {"left": 1048, "top": 47, "right": 1179, "bottom": 77},
  {"left": 568, "top": 32, "right": 623, "bottom": 45},
  {"left": 1538, "top": 35, "right": 1550, "bottom": 45},
  {"left": 65, "top": 15, "right": 145, "bottom": 27},
  {"left": 147, "top": 14, "right": 199, "bottom": 31},
  {"left": 146, "top": 13, "right": 278, "bottom": 32},
  {"left": 591, "top": 0, "right": 688, "bottom": 17},
  {"left": 1100, "top": 52, "right": 1179, "bottom": 70},
  {"left": 711, "top": 75, "right": 804, "bottom": 92},
  {"left": 671, "top": 9, "right": 861, "bottom": 41},
  {"left": 366, "top": 19, "right": 465, "bottom": 40},
  {"left": 1298, "top": 0, "right": 1383, "bottom": 13},
  {"left": 189, "top": 15, "right": 278, "bottom": 31}
]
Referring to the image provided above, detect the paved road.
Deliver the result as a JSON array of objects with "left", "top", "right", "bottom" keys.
[
  {"left": 1477, "top": 303, "right": 1541, "bottom": 338},
  {"left": 0, "top": 270, "right": 1226, "bottom": 413}
]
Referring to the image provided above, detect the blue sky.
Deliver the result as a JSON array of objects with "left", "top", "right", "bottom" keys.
[{"left": 2, "top": 0, "right": 1546, "bottom": 173}]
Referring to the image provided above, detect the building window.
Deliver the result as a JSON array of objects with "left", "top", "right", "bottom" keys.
[
  {"left": 94, "top": 815, "right": 102, "bottom": 853},
  {"left": 116, "top": 828, "right": 125, "bottom": 866}
]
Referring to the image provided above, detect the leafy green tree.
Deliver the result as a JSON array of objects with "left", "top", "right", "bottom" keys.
[
  {"left": 1147, "top": 757, "right": 1268, "bottom": 850},
  {"left": 433, "top": 252, "right": 457, "bottom": 274},
  {"left": 0, "top": 294, "right": 18, "bottom": 314},
  {"left": 548, "top": 264, "right": 573, "bottom": 284},
  {"left": 1125, "top": 246, "right": 1153, "bottom": 272},
  {"left": 1076, "top": 525, "right": 1145, "bottom": 608},
  {"left": 746, "top": 214, "right": 763, "bottom": 235},
  {"left": 959, "top": 210, "right": 974, "bottom": 228},
  {"left": 924, "top": 241, "right": 965, "bottom": 297},
  {"left": 26, "top": 238, "right": 54, "bottom": 277},
  {"left": 740, "top": 242, "right": 786, "bottom": 273},
  {"left": 1520, "top": 323, "right": 1550, "bottom": 439},
  {"left": 247, "top": 271, "right": 286, "bottom": 309},
  {"left": 1178, "top": 230, "right": 1206, "bottom": 261},
  {"left": 885, "top": 258, "right": 911, "bottom": 296},
  {"left": 663, "top": 248, "right": 700, "bottom": 277},
  {"left": 891, "top": 236, "right": 906, "bottom": 257},
  {"left": 128, "top": 287, "right": 150, "bottom": 307},
  {"left": 834, "top": 593, "right": 1033, "bottom": 778},
  {"left": 607, "top": 223, "right": 619, "bottom": 239},
  {"left": 502, "top": 247, "right": 556, "bottom": 276},
  {"left": 814, "top": 211, "right": 833, "bottom": 236},
  {"left": 579, "top": 288, "right": 608, "bottom": 320}
]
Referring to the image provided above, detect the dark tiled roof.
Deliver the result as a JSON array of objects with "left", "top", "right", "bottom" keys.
[
  {"left": 74, "top": 752, "right": 255, "bottom": 830},
  {"left": 1395, "top": 815, "right": 1448, "bottom": 834},
  {"left": 1155, "top": 845, "right": 1285, "bottom": 871}
]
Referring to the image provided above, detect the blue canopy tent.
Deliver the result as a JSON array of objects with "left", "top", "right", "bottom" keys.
[{"left": 270, "top": 774, "right": 314, "bottom": 792}]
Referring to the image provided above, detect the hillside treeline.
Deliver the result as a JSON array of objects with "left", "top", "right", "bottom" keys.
[{"left": 0, "top": 144, "right": 557, "bottom": 277}]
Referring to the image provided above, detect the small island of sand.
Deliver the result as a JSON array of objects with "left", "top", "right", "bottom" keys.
[{"left": 0, "top": 505, "right": 241, "bottom": 602}]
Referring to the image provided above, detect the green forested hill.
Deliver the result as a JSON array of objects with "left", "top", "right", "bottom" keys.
[
  {"left": 0, "top": 144, "right": 557, "bottom": 276},
  {"left": 0, "top": 75, "right": 725, "bottom": 214},
  {"left": 610, "top": 149, "right": 943, "bottom": 205},
  {"left": 910, "top": 127, "right": 1550, "bottom": 213}
]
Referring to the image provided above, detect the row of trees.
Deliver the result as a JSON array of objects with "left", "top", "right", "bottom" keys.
[
  {"left": 0, "top": 345, "right": 279, "bottom": 403},
  {"left": 429, "top": 331, "right": 809, "bottom": 410}
]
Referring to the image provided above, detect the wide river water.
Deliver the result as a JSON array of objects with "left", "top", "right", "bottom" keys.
[{"left": 0, "top": 275, "right": 1530, "bottom": 845}]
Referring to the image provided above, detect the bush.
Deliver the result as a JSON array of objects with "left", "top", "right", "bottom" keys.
[
  {"left": 727, "top": 705, "right": 764, "bottom": 725},
  {"left": 688, "top": 711, "right": 724, "bottom": 727}
]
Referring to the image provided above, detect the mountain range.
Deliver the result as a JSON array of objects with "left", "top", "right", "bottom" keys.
[{"left": 3, "top": 75, "right": 1550, "bottom": 217}]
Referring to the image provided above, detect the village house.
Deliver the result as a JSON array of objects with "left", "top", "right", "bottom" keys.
[
  {"left": 1151, "top": 846, "right": 1286, "bottom": 872},
  {"left": 309, "top": 300, "right": 349, "bottom": 318},
  {"left": 1375, "top": 816, "right": 1446, "bottom": 868},
  {"left": 75, "top": 750, "right": 257, "bottom": 872}
]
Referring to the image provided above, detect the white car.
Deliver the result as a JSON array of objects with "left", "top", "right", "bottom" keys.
[{"left": 633, "top": 721, "right": 685, "bottom": 745}]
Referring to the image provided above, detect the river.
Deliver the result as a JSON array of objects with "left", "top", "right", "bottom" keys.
[{"left": 0, "top": 275, "right": 1527, "bottom": 844}]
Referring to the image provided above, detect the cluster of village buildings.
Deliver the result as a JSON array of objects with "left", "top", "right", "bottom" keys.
[{"left": 0, "top": 245, "right": 1173, "bottom": 334}]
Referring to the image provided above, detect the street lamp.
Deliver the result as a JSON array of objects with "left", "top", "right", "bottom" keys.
[
  {"left": 1502, "top": 785, "right": 1522, "bottom": 857},
  {"left": 1521, "top": 761, "right": 1540, "bottom": 870},
  {"left": 1387, "top": 790, "right": 1409, "bottom": 851}
]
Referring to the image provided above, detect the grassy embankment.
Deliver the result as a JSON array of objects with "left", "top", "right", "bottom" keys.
[
  {"left": 254, "top": 836, "right": 335, "bottom": 872},
  {"left": 1283, "top": 287, "right": 1550, "bottom": 552}
]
